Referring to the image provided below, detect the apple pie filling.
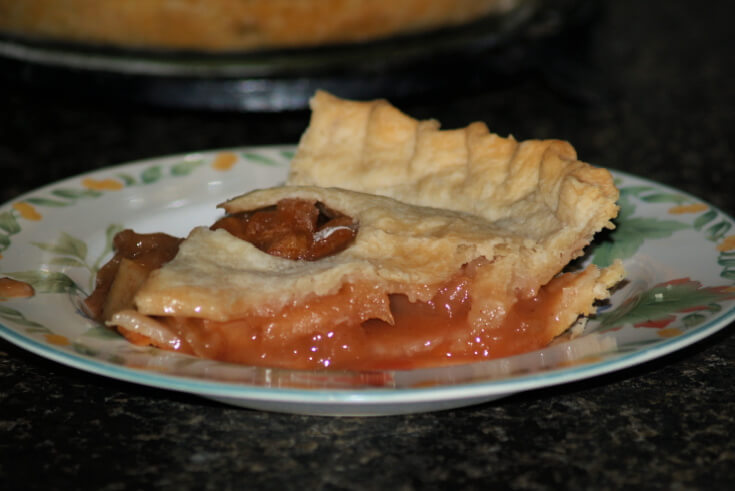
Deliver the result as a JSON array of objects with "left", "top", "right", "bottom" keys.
[{"left": 210, "top": 198, "right": 358, "bottom": 261}]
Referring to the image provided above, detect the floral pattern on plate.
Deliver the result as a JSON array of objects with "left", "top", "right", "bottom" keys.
[{"left": 0, "top": 147, "right": 733, "bottom": 415}]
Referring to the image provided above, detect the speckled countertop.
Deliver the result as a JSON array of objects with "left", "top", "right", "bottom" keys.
[{"left": 1, "top": 1, "right": 734, "bottom": 489}]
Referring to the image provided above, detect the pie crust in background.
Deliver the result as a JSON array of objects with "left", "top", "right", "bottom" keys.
[{"left": 0, "top": 0, "right": 522, "bottom": 52}]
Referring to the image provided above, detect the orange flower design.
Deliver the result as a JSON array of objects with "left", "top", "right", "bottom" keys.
[
  {"left": 82, "top": 177, "right": 124, "bottom": 191},
  {"left": 668, "top": 203, "right": 708, "bottom": 214},
  {"left": 211, "top": 152, "right": 238, "bottom": 171},
  {"left": 12, "top": 202, "right": 42, "bottom": 221},
  {"left": 717, "top": 235, "right": 735, "bottom": 252},
  {"left": 44, "top": 334, "right": 70, "bottom": 346},
  {"left": 657, "top": 328, "right": 683, "bottom": 338}
]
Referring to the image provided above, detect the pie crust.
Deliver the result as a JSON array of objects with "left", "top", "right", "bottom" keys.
[
  {"left": 0, "top": 0, "right": 520, "bottom": 52},
  {"left": 288, "top": 91, "right": 622, "bottom": 303},
  {"left": 99, "top": 91, "right": 624, "bottom": 370}
]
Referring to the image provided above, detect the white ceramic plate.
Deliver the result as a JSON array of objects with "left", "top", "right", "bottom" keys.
[{"left": 1, "top": 147, "right": 734, "bottom": 416}]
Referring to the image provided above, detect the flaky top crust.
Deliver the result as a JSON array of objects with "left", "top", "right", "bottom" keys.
[
  {"left": 289, "top": 91, "right": 619, "bottom": 241},
  {"left": 288, "top": 91, "right": 620, "bottom": 279}
]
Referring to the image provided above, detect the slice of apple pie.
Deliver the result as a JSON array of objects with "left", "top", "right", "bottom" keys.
[{"left": 90, "top": 91, "right": 624, "bottom": 370}]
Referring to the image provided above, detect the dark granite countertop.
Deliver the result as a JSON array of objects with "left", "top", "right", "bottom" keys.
[{"left": 1, "top": 1, "right": 734, "bottom": 489}]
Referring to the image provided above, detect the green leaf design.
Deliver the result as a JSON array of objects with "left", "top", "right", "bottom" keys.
[
  {"left": 280, "top": 150, "right": 295, "bottom": 160},
  {"left": 25, "top": 197, "right": 69, "bottom": 207},
  {"left": 639, "top": 192, "right": 687, "bottom": 205},
  {"left": 717, "top": 250, "right": 734, "bottom": 277},
  {"left": 102, "top": 223, "right": 123, "bottom": 262},
  {"left": 241, "top": 152, "right": 279, "bottom": 166},
  {"left": 49, "top": 257, "right": 88, "bottom": 268},
  {"left": 592, "top": 216, "right": 689, "bottom": 267},
  {"left": 170, "top": 159, "right": 204, "bottom": 176},
  {"left": 592, "top": 236, "right": 644, "bottom": 268},
  {"left": 32, "top": 232, "right": 87, "bottom": 260},
  {"left": 141, "top": 166, "right": 162, "bottom": 184},
  {"left": 693, "top": 209, "right": 718, "bottom": 230},
  {"left": 83, "top": 325, "right": 122, "bottom": 339},
  {"left": 24, "top": 326, "right": 52, "bottom": 334},
  {"left": 0, "top": 233, "right": 10, "bottom": 251},
  {"left": 116, "top": 173, "right": 137, "bottom": 186},
  {"left": 703, "top": 302, "right": 722, "bottom": 314},
  {"left": 616, "top": 338, "right": 662, "bottom": 352},
  {"left": 619, "top": 217, "right": 691, "bottom": 239},
  {"left": 597, "top": 279, "right": 735, "bottom": 329},
  {"left": 0, "top": 211, "right": 21, "bottom": 234},
  {"left": 104, "top": 224, "right": 123, "bottom": 257},
  {"left": 73, "top": 342, "right": 99, "bottom": 357},
  {"left": 705, "top": 220, "right": 732, "bottom": 242},
  {"left": 52, "top": 188, "right": 102, "bottom": 200},
  {"left": 616, "top": 194, "right": 636, "bottom": 222},
  {"left": 5, "top": 271, "right": 79, "bottom": 294},
  {"left": 105, "top": 223, "right": 124, "bottom": 247},
  {"left": 89, "top": 223, "right": 124, "bottom": 289},
  {"left": 0, "top": 304, "right": 44, "bottom": 328},
  {"left": 619, "top": 185, "right": 654, "bottom": 196},
  {"left": 682, "top": 312, "right": 707, "bottom": 328}
]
